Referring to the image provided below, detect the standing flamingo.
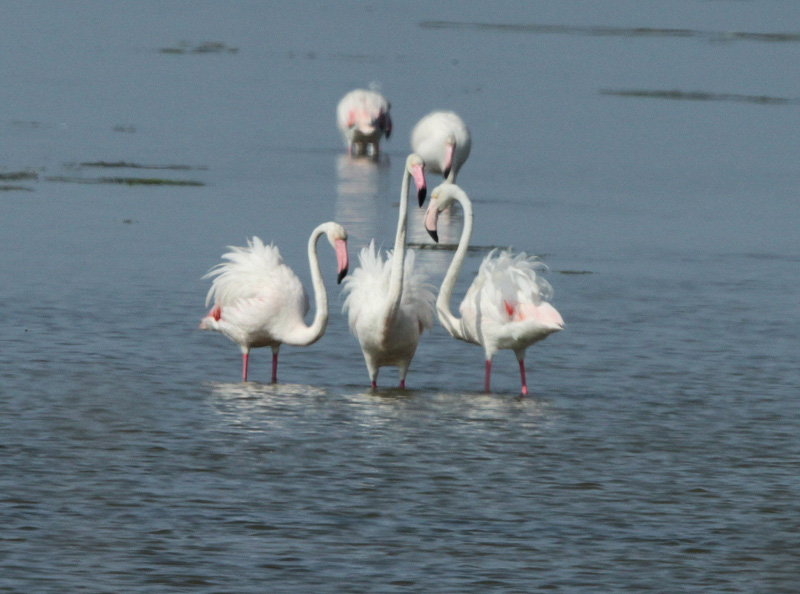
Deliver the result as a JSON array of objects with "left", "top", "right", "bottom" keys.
[
  {"left": 200, "top": 222, "right": 349, "bottom": 383},
  {"left": 411, "top": 110, "right": 471, "bottom": 183},
  {"left": 342, "top": 154, "right": 435, "bottom": 388},
  {"left": 423, "top": 183, "right": 563, "bottom": 395},
  {"left": 337, "top": 88, "right": 392, "bottom": 157}
]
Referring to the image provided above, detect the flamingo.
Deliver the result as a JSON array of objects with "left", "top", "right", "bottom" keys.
[
  {"left": 200, "top": 222, "right": 349, "bottom": 383},
  {"left": 423, "top": 183, "right": 563, "bottom": 395},
  {"left": 411, "top": 110, "right": 471, "bottom": 183},
  {"left": 342, "top": 154, "right": 435, "bottom": 388},
  {"left": 336, "top": 88, "right": 392, "bottom": 157}
]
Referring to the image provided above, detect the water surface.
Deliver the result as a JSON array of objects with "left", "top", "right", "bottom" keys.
[{"left": 2, "top": 1, "right": 799, "bottom": 592}]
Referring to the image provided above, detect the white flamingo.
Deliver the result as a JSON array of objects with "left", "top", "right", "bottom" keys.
[
  {"left": 342, "top": 154, "right": 435, "bottom": 388},
  {"left": 337, "top": 89, "right": 392, "bottom": 157},
  {"left": 200, "top": 222, "right": 349, "bottom": 383},
  {"left": 411, "top": 110, "right": 471, "bottom": 183},
  {"left": 423, "top": 183, "right": 563, "bottom": 395}
]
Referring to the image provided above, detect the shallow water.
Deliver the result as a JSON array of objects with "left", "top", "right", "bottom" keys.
[{"left": 2, "top": 1, "right": 799, "bottom": 592}]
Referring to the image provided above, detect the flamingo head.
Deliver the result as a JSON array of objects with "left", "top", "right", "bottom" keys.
[
  {"left": 377, "top": 106, "right": 392, "bottom": 138},
  {"left": 325, "top": 223, "right": 349, "bottom": 283},
  {"left": 406, "top": 153, "right": 427, "bottom": 207},
  {"left": 424, "top": 183, "right": 467, "bottom": 243}
]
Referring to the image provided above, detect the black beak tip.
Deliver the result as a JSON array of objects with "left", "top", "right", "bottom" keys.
[
  {"left": 426, "top": 228, "right": 439, "bottom": 243},
  {"left": 337, "top": 268, "right": 348, "bottom": 284},
  {"left": 443, "top": 167, "right": 451, "bottom": 179},
  {"left": 417, "top": 187, "right": 427, "bottom": 207}
]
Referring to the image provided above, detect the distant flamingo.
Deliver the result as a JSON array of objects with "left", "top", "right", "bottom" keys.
[
  {"left": 411, "top": 110, "right": 471, "bottom": 183},
  {"left": 200, "top": 222, "right": 349, "bottom": 383},
  {"left": 337, "top": 89, "right": 392, "bottom": 157},
  {"left": 342, "top": 154, "right": 435, "bottom": 388},
  {"left": 424, "top": 183, "right": 563, "bottom": 395}
]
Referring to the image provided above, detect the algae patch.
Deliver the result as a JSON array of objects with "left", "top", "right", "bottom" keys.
[
  {"left": 46, "top": 176, "right": 205, "bottom": 187},
  {"left": 76, "top": 161, "right": 207, "bottom": 171},
  {"left": 159, "top": 41, "right": 239, "bottom": 54},
  {"left": 49, "top": 161, "right": 208, "bottom": 186},
  {"left": 0, "top": 171, "right": 38, "bottom": 181},
  {"left": 600, "top": 89, "right": 800, "bottom": 106}
]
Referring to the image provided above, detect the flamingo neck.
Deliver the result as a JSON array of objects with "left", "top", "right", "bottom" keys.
[
  {"left": 286, "top": 224, "right": 329, "bottom": 346},
  {"left": 386, "top": 166, "right": 410, "bottom": 324},
  {"left": 436, "top": 190, "right": 473, "bottom": 339}
]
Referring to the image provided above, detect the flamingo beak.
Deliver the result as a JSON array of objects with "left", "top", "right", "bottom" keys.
[
  {"left": 424, "top": 201, "right": 440, "bottom": 243},
  {"left": 412, "top": 163, "right": 427, "bottom": 207},
  {"left": 384, "top": 113, "right": 392, "bottom": 138},
  {"left": 443, "top": 141, "right": 455, "bottom": 180},
  {"left": 335, "top": 239, "right": 349, "bottom": 284}
]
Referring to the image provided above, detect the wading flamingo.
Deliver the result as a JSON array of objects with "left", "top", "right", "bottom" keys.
[
  {"left": 411, "top": 110, "right": 471, "bottom": 183},
  {"left": 337, "top": 89, "right": 392, "bottom": 157},
  {"left": 200, "top": 222, "right": 349, "bottom": 383},
  {"left": 424, "top": 183, "right": 563, "bottom": 395},
  {"left": 342, "top": 154, "right": 435, "bottom": 388}
]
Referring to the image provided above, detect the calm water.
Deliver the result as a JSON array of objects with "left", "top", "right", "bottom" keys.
[{"left": 2, "top": 1, "right": 799, "bottom": 592}]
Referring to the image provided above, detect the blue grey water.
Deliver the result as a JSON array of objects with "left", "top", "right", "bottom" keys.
[{"left": 2, "top": 1, "right": 799, "bottom": 592}]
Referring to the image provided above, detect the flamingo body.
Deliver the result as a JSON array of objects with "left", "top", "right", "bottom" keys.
[
  {"left": 201, "top": 223, "right": 349, "bottom": 382},
  {"left": 342, "top": 242, "right": 434, "bottom": 386},
  {"left": 342, "top": 154, "right": 435, "bottom": 387},
  {"left": 424, "top": 183, "right": 563, "bottom": 395},
  {"left": 458, "top": 250, "right": 563, "bottom": 360},
  {"left": 337, "top": 89, "right": 392, "bottom": 157},
  {"left": 411, "top": 111, "right": 471, "bottom": 182}
]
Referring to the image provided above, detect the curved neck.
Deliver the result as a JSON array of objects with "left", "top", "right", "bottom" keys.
[
  {"left": 436, "top": 191, "right": 473, "bottom": 338},
  {"left": 385, "top": 166, "right": 410, "bottom": 323},
  {"left": 288, "top": 225, "right": 329, "bottom": 346}
]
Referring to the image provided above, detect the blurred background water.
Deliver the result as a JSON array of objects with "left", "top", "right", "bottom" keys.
[{"left": 1, "top": 1, "right": 799, "bottom": 592}]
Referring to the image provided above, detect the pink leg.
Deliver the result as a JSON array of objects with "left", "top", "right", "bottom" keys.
[
  {"left": 271, "top": 353, "right": 278, "bottom": 384},
  {"left": 399, "top": 378, "right": 405, "bottom": 389},
  {"left": 519, "top": 359, "right": 528, "bottom": 396},
  {"left": 242, "top": 352, "right": 249, "bottom": 382},
  {"left": 371, "top": 380, "right": 377, "bottom": 389},
  {"left": 484, "top": 359, "right": 492, "bottom": 393}
]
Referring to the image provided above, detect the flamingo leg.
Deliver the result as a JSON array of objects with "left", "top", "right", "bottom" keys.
[
  {"left": 484, "top": 359, "right": 492, "bottom": 393},
  {"left": 519, "top": 359, "right": 528, "bottom": 396},
  {"left": 399, "top": 378, "right": 405, "bottom": 389},
  {"left": 242, "top": 352, "right": 249, "bottom": 382},
  {"left": 271, "top": 352, "right": 278, "bottom": 384}
]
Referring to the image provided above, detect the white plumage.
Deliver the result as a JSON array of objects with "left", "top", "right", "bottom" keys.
[
  {"left": 342, "top": 154, "right": 435, "bottom": 388},
  {"left": 336, "top": 88, "right": 392, "bottom": 157},
  {"left": 200, "top": 223, "right": 349, "bottom": 383},
  {"left": 342, "top": 242, "right": 435, "bottom": 386},
  {"left": 411, "top": 110, "right": 471, "bottom": 183},
  {"left": 424, "top": 183, "right": 563, "bottom": 395}
]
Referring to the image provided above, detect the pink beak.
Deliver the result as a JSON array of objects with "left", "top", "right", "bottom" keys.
[
  {"left": 335, "top": 238, "right": 349, "bottom": 283},
  {"left": 443, "top": 141, "right": 455, "bottom": 180},
  {"left": 424, "top": 202, "right": 440, "bottom": 243},
  {"left": 412, "top": 163, "right": 427, "bottom": 207}
]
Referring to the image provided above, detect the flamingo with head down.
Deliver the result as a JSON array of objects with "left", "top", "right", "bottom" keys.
[
  {"left": 411, "top": 110, "right": 471, "bottom": 183},
  {"left": 337, "top": 88, "right": 392, "bottom": 157},
  {"left": 200, "top": 222, "right": 349, "bottom": 383},
  {"left": 424, "top": 183, "right": 563, "bottom": 395}
]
